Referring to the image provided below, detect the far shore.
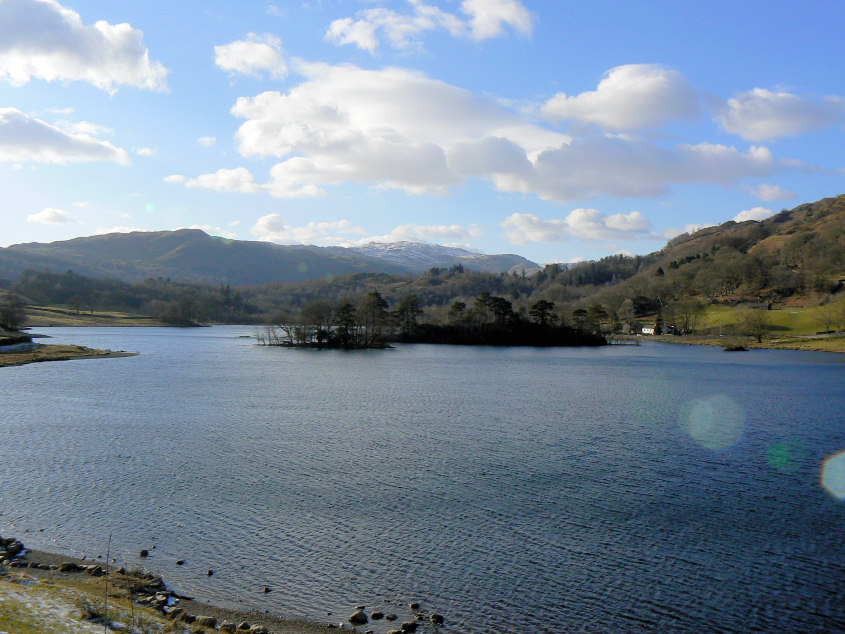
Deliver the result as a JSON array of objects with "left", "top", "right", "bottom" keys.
[{"left": 643, "top": 333, "right": 845, "bottom": 353}]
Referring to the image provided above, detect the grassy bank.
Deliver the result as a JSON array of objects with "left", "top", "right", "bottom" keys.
[
  {"left": 1, "top": 544, "right": 409, "bottom": 634},
  {"left": 24, "top": 305, "right": 168, "bottom": 327},
  {"left": 0, "top": 560, "right": 335, "bottom": 633},
  {"left": 0, "top": 344, "right": 137, "bottom": 368},
  {"left": 649, "top": 333, "right": 845, "bottom": 353}
]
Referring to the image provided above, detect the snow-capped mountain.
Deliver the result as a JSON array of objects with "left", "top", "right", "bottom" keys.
[{"left": 350, "top": 241, "right": 539, "bottom": 274}]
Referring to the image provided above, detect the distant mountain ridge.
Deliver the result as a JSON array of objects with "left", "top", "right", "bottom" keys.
[
  {"left": 0, "top": 230, "right": 537, "bottom": 286},
  {"left": 350, "top": 241, "right": 538, "bottom": 274}
]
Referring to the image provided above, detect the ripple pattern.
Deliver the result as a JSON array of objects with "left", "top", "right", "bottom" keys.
[{"left": 1, "top": 327, "right": 844, "bottom": 632}]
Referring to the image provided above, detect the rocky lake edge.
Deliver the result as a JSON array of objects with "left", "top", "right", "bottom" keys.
[{"left": 0, "top": 534, "right": 447, "bottom": 634}]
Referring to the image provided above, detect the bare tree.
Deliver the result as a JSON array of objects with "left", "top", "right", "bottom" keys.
[{"left": 0, "top": 292, "right": 26, "bottom": 331}]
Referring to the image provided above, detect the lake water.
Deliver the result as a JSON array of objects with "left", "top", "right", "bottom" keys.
[{"left": 1, "top": 326, "right": 844, "bottom": 632}]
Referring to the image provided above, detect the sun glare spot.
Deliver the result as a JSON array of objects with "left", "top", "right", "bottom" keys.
[
  {"left": 680, "top": 395, "right": 745, "bottom": 451},
  {"left": 766, "top": 440, "right": 807, "bottom": 473},
  {"left": 821, "top": 452, "right": 845, "bottom": 499},
  {"left": 145, "top": 203, "right": 155, "bottom": 213}
]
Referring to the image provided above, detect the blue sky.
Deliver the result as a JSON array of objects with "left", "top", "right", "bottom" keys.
[{"left": 1, "top": 0, "right": 843, "bottom": 265}]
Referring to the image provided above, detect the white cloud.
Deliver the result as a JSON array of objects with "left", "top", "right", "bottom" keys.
[
  {"left": 181, "top": 224, "right": 238, "bottom": 239},
  {"left": 502, "top": 213, "right": 568, "bottom": 245},
  {"left": 27, "top": 207, "right": 81, "bottom": 224},
  {"left": 0, "top": 107, "right": 130, "bottom": 164},
  {"left": 541, "top": 64, "right": 699, "bottom": 131},
  {"left": 325, "top": 0, "right": 530, "bottom": 53},
  {"left": 197, "top": 136, "right": 216, "bottom": 147},
  {"left": 225, "top": 63, "right": 779, "bottom": 203},
  {"left": 502, "top": 208, "right": 652, "bottom": 245},
  {"left": 750, "top": 183, "right": 795, "bottom": 201},
  {"left": 215, "top": 33, "right": 287, "bottom": 80},
  {"left": 135, "top": 147, "right": 155, "bottom": 156},
  {"left": 0, "top": 0, "right": 168, "bottom": 93},
  {"left": 231, "top": 62, "right": 566, "bottom": 198},
  {"left": 461, "top": 0, "right": 532, "bottom": 40},
  {"left": 566, "top": 208, "right": 651, "bottom": 241},
  {"left": 163, "top": 174, "right": 186, "bottom": 184},
  {"left": 356, "top": 223, "right": 481, "bottom": 245},
  {"left": 717, "top": 88, "right": 845, "bottom": 141},
  {"left": 251, "top": 214, "right": 365, "bottom": 244},
  {"left": 520, "top": 138, "right": 776, "bottom": 200},
  {"left": 185, "top": 167, "right": 263, "bottom": 194},
  {"left": 54, "top": 120, "right": 113, "bottom": 136},
  {"left": 733, "top": 206, "right": 774, "bottom": 222}
]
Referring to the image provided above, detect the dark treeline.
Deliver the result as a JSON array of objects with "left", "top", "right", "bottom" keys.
[
  {"left": 262, "top": 290, "right": 605, "bottom": 348},
  {"left": 10, "top": 269, "right": 262, "bottom": 325}
]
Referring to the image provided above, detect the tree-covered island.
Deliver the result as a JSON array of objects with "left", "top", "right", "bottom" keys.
[{"left": 258, "top": 290, "right": 605, "bottom": 349}]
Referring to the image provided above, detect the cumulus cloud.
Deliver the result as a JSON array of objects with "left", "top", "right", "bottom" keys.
[
  {"left": 502, "top": 213, "right": 568, "bottom": 244},
  {"left": 197, "top": 136, "right": 216, "bottom": 147},
  {"left": 27, "top": 207, "right": 81, "bottom": 224},
  {"left": 214, "top": 33, "right": 287, "bottom": 79},
  {"left": 750, "top": 183, "right": 795, "bottom": 201},
  {"left": 163, "top": 174, "right": 186, "bottom": 184},
  {"left": 522, "top": 138, "right": 776, "bottom": 200},
  {"left": 357, "top": 223, "right": 481, "bottom": 245},
  {"left": 733, "top": 206, "right": 774, "bottom": 222},
  {"left": 135, "top": 147, "right": 155, "bottom": 156},
  {"left": 717, "top": 88, "right": 845, "bottom": 141},
  {"left": 0, "top": 108, "right": 130, "bottom": 164},
  {"left": 231, "top": 62, "right": 564, "bottom": 197},
  {"left": 54, "top": 120, "right": 113, "bottom": 137},
  {"left": 221, "top": 63, "right": 779, "bottom": 203},
  {"left": 502, "top": 208, "right": 652, "bottom": 245},
  {"left": 461, "top": 0, "right": 532, "bottom": 40},
  {"left": 251, "top": 214, "right": 365, "bottom": 244},
  {"left": 541, "top": 64, "right": 699, "bottom": 131},
  {"left": 325, "top": 0, "right": 530, "bottom": 53},
  {"left": 0, "top": 0, "right": 168, "bottom": 93},
  {"left": 184, "top": 167, "right": 263, "bottom": 194}
]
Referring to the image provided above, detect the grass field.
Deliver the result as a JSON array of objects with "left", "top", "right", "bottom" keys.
[
  {"left": 698, "top": 302, "right": 844, "bottom": 336},
  {"left": 642, "top": 297, "right": 845, "bottom": 353},
  {"left": 24, "top": 305, "right": 167, "bottom": 327},
  {"left": 0, "top": 344, "right": 136, "bottom": 368}
]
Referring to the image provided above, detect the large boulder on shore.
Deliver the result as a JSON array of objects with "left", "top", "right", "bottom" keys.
[{"left": 349, "top": 609, "right": 368, "bottom": 624}]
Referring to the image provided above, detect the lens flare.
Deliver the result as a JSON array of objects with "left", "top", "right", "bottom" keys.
[
  {"left": 680, "top": 395, "right": 745, "bottom": 451},
  {"left": 766, "top": 440, "right": 808, "bottom": 473},
  {"left": 821, "top": 452, "right": 845, "bottom": 499}
]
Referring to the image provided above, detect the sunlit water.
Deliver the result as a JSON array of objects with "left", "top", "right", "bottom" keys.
[{"left": 1, "top": 327, "right": 844, "bottom": 632}]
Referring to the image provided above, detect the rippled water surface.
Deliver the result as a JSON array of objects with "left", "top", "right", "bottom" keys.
[{"left": 1, "top": 327, "right": 844, "bottom": 632}]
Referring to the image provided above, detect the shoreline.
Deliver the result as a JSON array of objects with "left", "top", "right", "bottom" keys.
[
  {"left": 1, "top": 539, "right": 356, "bottom": 633},
  {"left": 0, "top": 343, "right": 138, "bottom": 368},
  {"left": 1, "top": 536, "right": 444, "bottom": 633},
  {"left": 643, "top": 333, "right": 845, "bottom": 353}
]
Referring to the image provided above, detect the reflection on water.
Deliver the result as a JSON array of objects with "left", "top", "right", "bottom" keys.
[{"left": 1, "top": 327, "right": 844, "bottom": 632}]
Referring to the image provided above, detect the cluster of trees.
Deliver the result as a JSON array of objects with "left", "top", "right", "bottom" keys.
[
  {"left": 263, "top": 291, "right": 401, "bottom": 348},
  {"left": 261, "top": 290, "right": 605, "bottom": 348}
]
